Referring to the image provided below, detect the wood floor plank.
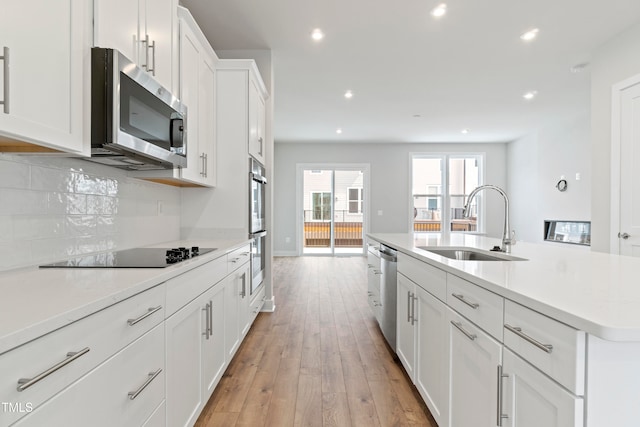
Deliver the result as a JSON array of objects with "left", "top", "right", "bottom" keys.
[
  {"left": 196, "top": 256, "right": 434, "bottom": 427},
  {"left": 322, "top": 392, "right": 351, "bottom": 427},
  {"left": 294, "top": 374, "right": 323, "bottom": 426}
]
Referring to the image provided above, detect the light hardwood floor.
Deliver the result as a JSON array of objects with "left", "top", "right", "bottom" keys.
[{"left": 195, "top": 256, "right": 437, "bottom": 427}]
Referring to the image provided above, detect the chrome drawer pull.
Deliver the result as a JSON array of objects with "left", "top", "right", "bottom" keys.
[
  {"left": 17, "top": 347, "right": 90, "bottom": 392},
  {"left": 127, "top": 306, "right": 162, "bottom": 326},
  {"left": 497, "top": 365, "right": 509, "bottom": 426},
  {"left": 0, "top": 47, "right": 9, "bottom": 113},
  {"left": 504, "top": 324, "right": 553, "bottom": 353},
  {"left": 452, "top": 293, "right": 480, "bottom": 309},
  {"left": 451, "top": 321, "right": 477, "bottom": 341},
  {"left": 128, "top": 368, "right": 162, "bottom": 400}
]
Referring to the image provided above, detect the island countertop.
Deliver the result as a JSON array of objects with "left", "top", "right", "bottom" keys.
[{"left": 368, "top": 233, "right": 640, "bottom": 342}]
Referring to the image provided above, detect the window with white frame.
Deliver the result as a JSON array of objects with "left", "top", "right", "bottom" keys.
[
  {"left": 347, "top": 187, "right": 363, "bottom": 214},
  {"left": 311, "top": 191, "right": 331, "bottom": 221},
  {"left": 412, "top": 154, "right": 483, "bottom": 233}
]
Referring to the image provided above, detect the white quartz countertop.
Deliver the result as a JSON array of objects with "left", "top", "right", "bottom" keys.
[
  {"left": 368, "top": 233, "right": 640, "bottom": 342},
  {"left": 0, "top": 238, "right": 250, "bottom": 355}
]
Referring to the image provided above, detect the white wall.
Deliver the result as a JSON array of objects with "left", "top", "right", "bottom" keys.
[
  {"left": 507, "top": 111, "right": 591, "bottom": 245},
  {"left": 590, "top": 23, "right": 640, "bottom": 252},
  {"left": 0, "top": 154, "right": 181, "bottom": 271},
  {"left": 274, "top": 142, "right": 507, "bottom": 255}
]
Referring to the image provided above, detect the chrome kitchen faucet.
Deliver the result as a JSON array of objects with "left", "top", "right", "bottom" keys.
[{"left": 463, "top": 185, "right": 516, "bottom": 253}]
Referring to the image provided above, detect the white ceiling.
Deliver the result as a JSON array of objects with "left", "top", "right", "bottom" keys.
[{"left": 181, "top": 0, "right": 640, "bottom": 144}]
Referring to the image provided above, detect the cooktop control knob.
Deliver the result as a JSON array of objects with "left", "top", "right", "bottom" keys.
[{"left": 191, "top": 246, "right": 200, "bottom": 256}]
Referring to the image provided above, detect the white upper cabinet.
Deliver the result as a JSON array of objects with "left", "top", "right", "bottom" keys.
[
  {"left": 0, "top": 0, "right": 89, "bottom": 155},
  {"left": 248, "top": 77, "right": 266, "bottom": 165},
  {"left": 94, "top": 0, "right": 177, "bottom": 91},
  {"left": 132, "top": 7, "right": 216, "bottom": 187}
]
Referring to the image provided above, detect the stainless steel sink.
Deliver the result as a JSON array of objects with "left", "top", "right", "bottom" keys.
[{"left": 418, "top": 247, "right": 526, "bottom": 261}]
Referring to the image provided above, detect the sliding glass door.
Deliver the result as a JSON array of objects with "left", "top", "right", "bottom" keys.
[{"left": 301, "top": 168, "right": 366, "bottom": 255}]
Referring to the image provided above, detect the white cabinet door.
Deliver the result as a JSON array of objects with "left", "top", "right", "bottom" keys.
[
  {"left": 396, "top": 273, "right": 416, "bottom": 380},
  {"left": 502, "top": 349, "right": 583, "bottom": 427},
  {"left": 415, "top": 285, "right": 449, "bottom": 427},
  {"left": 448, "top": 308, "right": 502, "bottom": 427},
  {"left": 142, "top": 0, "right": 175, "bottom": 90},
  {"left": 236, "top": 263, "right": 252, "bottom": 338},
  {"left": 94, "top": 0, "right": 140, "bottom": 64},
  {"left": 224, "top": 275, "right": 240, "bottom": 360},
  {"left": 248, "top": 77, "right": 266, "bottom": 165},
  {"left": 94, "top": 0, "right": 174, "bottom": 90},
  {"left": 0, "top": 0, "right": 86, "bottom": 153},
  {"left": 202, "top": 282, "right": 226, "bottom": 400},
  {"left": 165, "top": 293, "right": 205, "bottom": 427},
  {"left": 198, "top": 52, "right": 216, "bottom": 187}
]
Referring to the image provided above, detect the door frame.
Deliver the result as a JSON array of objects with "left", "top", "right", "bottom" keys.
[
  {"left": 610, "top": 72, "right": 640, "bottom": 254},
  {"left": 296, "top": 163, "right": 371, "bottom": 256}
]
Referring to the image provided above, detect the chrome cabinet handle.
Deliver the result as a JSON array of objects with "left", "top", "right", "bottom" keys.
[
  {"left": 202, "top": 302, "right": 212, "bottom": 339},
  {"left": 451, "top": 321, "right": 477, "bottom": 341},
  {"left": 407, "top": 291, "right": 412, "bottom": 323},
  {"left": 17, "top": 347, "right": 90, "bottom": 392},
  {"left": 497, "top": 365, "right": 509, "bottom": 426},
  {"left": 504, "top": 324, "right": 553, "bottom": 353},
  {"left": 258, "top": 136, "right": 263, "bottom": 155},
  {"left": 200, "top": 153, "right": 206, "bottom": 177},
  {"left": 127, "top": 306, "right": 162, "bottom": 326},
  {"left": 1, "top": 46, "right": 9, "bottom": 114},
  {"left": 373, "top": 270, "right": 382, "bottom": 275},
  {"left": 204, "top": 153, "right": 208, "bottom": 177},
  {"left": 141, "top": 34, "right": 149, "bottom": 71},
  {"left": 618, "top": 232, "right": 631, "bottom": 240},
  {"left": 148, "top": 39, "right": 156, "bottom": 75},
  {"left": 208, "top": 301, "right": 213, "bottom": 336},
  {"left": 452, "top": 293, "right": 479, "bottom": 309},
  {"left": 128, "top": 368, "right": 162, "bottom": 400},
  {"left": 411, "top": 294, "right": 418, "bottom": 325}
]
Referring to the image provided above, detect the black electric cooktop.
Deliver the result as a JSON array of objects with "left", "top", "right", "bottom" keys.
[{"left": 39, "top": 247, "right": 216, "bottom": 268}]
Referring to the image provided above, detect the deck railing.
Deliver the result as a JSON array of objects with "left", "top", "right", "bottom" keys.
[{"left": 303, "top": 210, "right": 363, "bottom": 247}]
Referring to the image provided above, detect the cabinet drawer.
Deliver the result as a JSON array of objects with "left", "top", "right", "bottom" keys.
[
  {"left": 367, "top": 250, "right": 381, "bottom": 269},
  {"left": 15, "top": 323, "right": 165, "bottom": 427},
  {"left": 227, "top": 244, "right": 251, "bottom": 272},
  {"left": 504, "top": 300, "right": 585, "bottom": 395},
  {"left": 0, "top": 284, "right": 165, "bottom": 426},
  {"left": 165, "top": 255, "right": 227, "bottom": 316},
  {"left": 447, "top": 274, "right": 503, "bottom": 340},
  {"left": 249, "top": 286, "right": 266, "bottom": 324},
  {"left": 398, "top": 253, "right": 446, "bottom": 301}
]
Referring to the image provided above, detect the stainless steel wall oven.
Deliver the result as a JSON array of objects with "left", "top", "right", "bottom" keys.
[{"left": 249, "top": 158, "right": 267, "bottom": 294}]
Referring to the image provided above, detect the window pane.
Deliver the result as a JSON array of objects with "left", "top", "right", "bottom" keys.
[
  {"left": 413, "top": 157, "right": 443, "bottom": 232},
  {"left": 449, "top": 157, "right": 479, "bottom": 232}
]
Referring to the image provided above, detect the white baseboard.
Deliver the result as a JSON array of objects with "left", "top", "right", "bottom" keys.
[
  {"left": 261, "top": 296, "right": 276, "bottom": 312},
  {"left": 273, "top": 250, "right": 298, "bottom": 257}
]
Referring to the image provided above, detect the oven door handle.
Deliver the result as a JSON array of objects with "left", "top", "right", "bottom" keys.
[
  {"left": 250, "top": 231, "right": 267, "bottom": 238},
  {"left": 250, "top": 172, "right": 267, "bottom": 185}
]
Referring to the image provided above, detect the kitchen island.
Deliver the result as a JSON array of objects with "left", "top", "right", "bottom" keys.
[{"left": 368, "top": 232, "right": 640, "bottom": 427}]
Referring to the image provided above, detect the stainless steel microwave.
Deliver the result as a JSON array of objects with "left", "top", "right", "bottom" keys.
[{"left": 89, "top": 47, "right": 187, "bottom": 170}]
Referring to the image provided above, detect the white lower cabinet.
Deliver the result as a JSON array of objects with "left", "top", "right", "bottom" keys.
[
  {"left": 502, "top": 349, "right": 583, "bottom": 427},
  {"left": 415, "top": 285, "right": 449, "bottom": 427},
  {"left": 202, "top": 282, "right": 226, "bottom": 399},
  {"left": 165, "top": 289, "right": 207, "bottom": 427},
  {"left": 396, "top": 272, "right": 449, "bottom": 427},
  {"left": 15, "top": 324, "right": 165, "bottom": 427},
  {"left": 396, "top": 273, "right": 416, "bottom": 378},
  {"left": 448, "top": 308, "right": 502, "bottom": 427}
]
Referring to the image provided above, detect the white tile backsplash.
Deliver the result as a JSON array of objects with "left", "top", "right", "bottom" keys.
[{"left": 0, "top": 154, "right": 181, "bottom": 271}]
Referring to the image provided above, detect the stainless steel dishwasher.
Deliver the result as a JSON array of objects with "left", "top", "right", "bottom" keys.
[{"left": 379, "top": 244, "right": 397, "bottom": 350}]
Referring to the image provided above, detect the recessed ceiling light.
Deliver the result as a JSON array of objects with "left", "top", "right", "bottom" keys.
[
  {"left": 461, "top": 129, "right": 470, "bottom": 134},
  {"left": 344, "top": 90, "right": 354, "bottom": 99},
  {"left": 523, "top": 90, "right": 538, "bottom": 100},
  {"left": 311, "top": 28, "right": 324, "bottom": 41},
  {"left": 570, "top": 62, "right": 590, "bottom": 73},
  {"left": 413, "top": 114, "right": 422, "bottom": 118},
  {"left": 336, "top": 128, "right": 343, "bottom": 134},
  {"left": 431, "top": 3, "right": 447, "bottom": 18},
  {"left": 520, "top": 28, "right": 539, "bottom": 41}
]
